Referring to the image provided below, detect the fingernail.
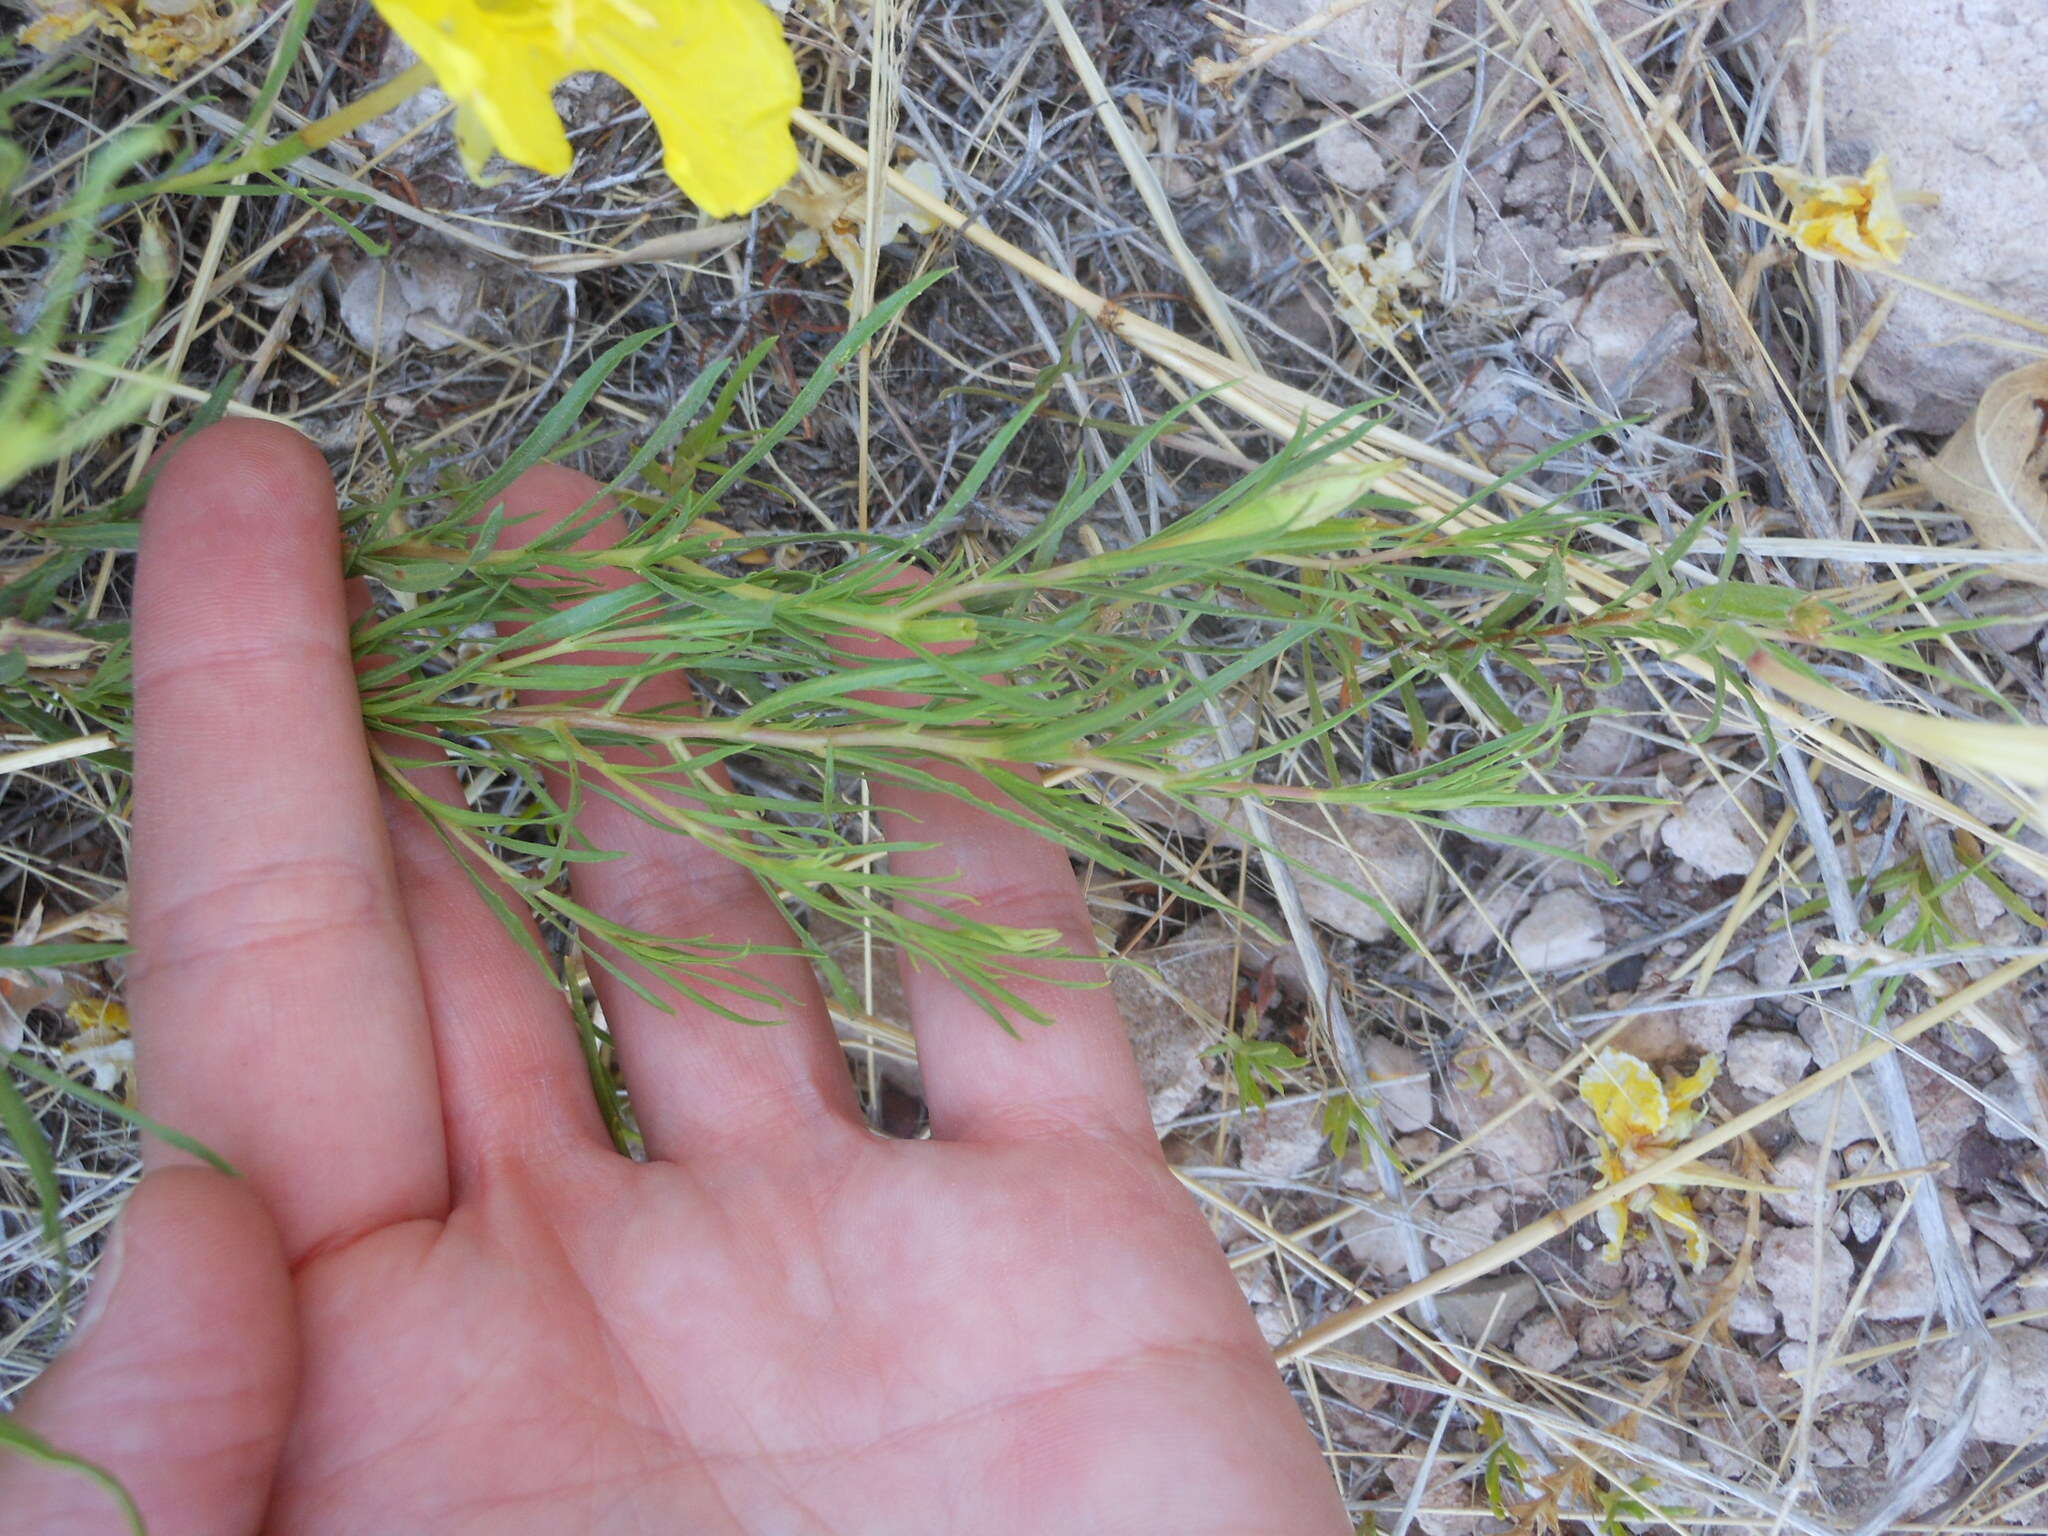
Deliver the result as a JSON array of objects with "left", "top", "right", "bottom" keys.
[{"left": 71, "top": 1218, "right": 128, "bottom": 1342}]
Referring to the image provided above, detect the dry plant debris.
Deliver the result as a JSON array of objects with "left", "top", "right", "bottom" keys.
[
  {"left": 19, "top": 0, "right": 245, "bottom": 78},
  {"left": 3, "top": 0, "right": 2048, "bottom": 1531},
  {"left": 1920, "top": 361, "right": 2048, "bottom": 588}
]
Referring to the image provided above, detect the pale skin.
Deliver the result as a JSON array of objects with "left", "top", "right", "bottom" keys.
[{"left": 5, "top": 422, "right": 1350, "bottom": 1534}]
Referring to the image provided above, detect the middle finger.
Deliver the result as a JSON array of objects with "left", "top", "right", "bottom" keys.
[{"left": 485, "top": 464, "right": 861, "bottom": 1160}]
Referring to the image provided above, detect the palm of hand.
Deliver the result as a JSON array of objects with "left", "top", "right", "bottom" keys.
[
  {"left": 283, "top": 1132, "right": 1311, "bottom": 1532},
  {"left": 7, "top": 425, "right": 1345, "bottom": 1534}
]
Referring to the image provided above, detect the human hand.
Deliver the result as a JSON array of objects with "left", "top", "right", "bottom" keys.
[{"left": 6, "top": 422, "right": 1348, "bottom": 1534}]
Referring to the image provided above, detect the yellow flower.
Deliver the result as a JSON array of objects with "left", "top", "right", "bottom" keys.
[
  {"left": 1580, "top": 1048, "right": 1717, "bottom": 1268},
  {"left": 1771, "top": 156, "right": 1910, "bottom": 268},
  {"left": 369, "top": 0, "right": 801, "bottom": 216},
  {"left": 65, "top": 997, "right": 130, "bottom": 1036}
]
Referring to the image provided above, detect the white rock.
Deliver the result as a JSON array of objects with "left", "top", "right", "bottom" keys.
[
  {"left": 1754, "top": 1227, "right": 1854, "bottom": 1343},
  {"left": 338, "top": 246, "right": 481, "bottom": 355},
  {"left": 1512, "top": 1312, "right": 1579, "bottom": 1373},
  {"left": 1919, "top": 1325, "right": 2048, "bottom": 1445},
  {"left": 1909, "top": 1071, "right": 1985, "bottom": 1164},
  {"left": 1562, "top": 687, "right": 1652, "bottom": 779},
  {"left": 1322, "top": 1321, "right": 1400, "bottom": 1415},
  {"left": 1428, "top": 1195, "right": 1504, "bottom": 1266},
  {"left": 1983, "top": 1071, "right": 2040, "bottom": 1142},
  {"left": 1728, "top": 1282, "right": 1779, "bottom": 1336},
  {"left": 1974, "top": 1215, "right": 2032, "bottom": 1264},
  {"left": 1239, "top": 0, "right": 1431, "bottom": 105},
  {"left": 1659, "top": 782, "right": 1764, "bottom": 880},
  {"left": 1469, "top": 216, "right": 1573, "bottom": 313},
  {"left": 1845, "top": 1192, "right": 1882, "bottom": 1246},
  {"left": 1510, "top": 889, "right": 1608, "bottom": 972},
  {"left": 1621, "top": 974, "right": 1753, "bottom": 1062},
  {"left": 1976, "top": 1236, "right": 2017, "bottom": 1297},
  {"left": 1432, "top": 1274, "right": 1540, "bottom": 1347},
  {"left": 1764, "top": 1142, "right": 1833, "bottom": 1227},
  {"left": 1443, "top": 363, "right": 1578, "bottom": 474},
  {"left": 1362, "top": 1036, "right": 1434, "bottom": 1133},
  {"left": 1444, "top": 882, "right": 1531, "bottom": 958},
  {"left": 1781, "top": 1, "right": 2048, "bottom": 429},
  {"left": 1238, "top": 1097, "right": 1327, "bottom": 1178},
  {"left": 1789, "top": 1009, "right": 1881, "bottom": 1147},
  {"left": 1258, "top": 804, "right": 1435, "bottom": 944},
  {"left": 1816, "top": 1414, "right": 1876, "bottom": 1468},
  {"left": 1381, "top": 1456, "right": 1508, "bottom": 1536},
  {"left": 1235, "top": 1257, "right": 1296, "bottom": 1346},
  {"left": 1340, "top": 1200, "right": 1409, "bottom": 1279},
  {"left": 1675, "top": 974, "right": 1752, "bottom": 1055},
  {"left": 353, "top": 37, "right": 457, "bottom": 176},
  {"left": 1442, "top": 1047, "right": 1561, "bottom": 1194},
  {"left": 1749, "top": 926, "right": 1806, "bottom": 993},
  {"left": 1776, "top": 1339, "right": 1872, "bottom": 1402},
  {"left": 1865, "top": 1238, "right": 1937, "bottom": 1326},
  {"left": 1314, "top": 120, "right": 1390, "bottom": 194},
  {"left": 1866, "top": 1199, "right": 1979, "bottom": 1323},
  {"left": 1531, "top": 262, "right": 1700, "bottom": 414},
  {"left": 1727, "top": 1029, "right": 1814, "bottom": 1098},
  {"left": 1111, "top": 917, "right": 1238, "bottom": 1129}
]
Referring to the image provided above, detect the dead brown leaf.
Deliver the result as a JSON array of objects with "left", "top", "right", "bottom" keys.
[
  {"left": 1920, "top": 361, "right": 2048, "bottom": 587},
  {"left": 0, "top": 617, "right": 102, "bottom": 669}
]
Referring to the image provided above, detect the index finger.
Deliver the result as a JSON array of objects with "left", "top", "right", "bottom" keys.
[{"left": 129, "top": 422, "right": 447, "bottom": 1260}]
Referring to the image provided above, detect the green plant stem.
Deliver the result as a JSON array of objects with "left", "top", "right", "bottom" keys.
[{"left": 0, "top": 63, "right": 434, "bottom": 250}]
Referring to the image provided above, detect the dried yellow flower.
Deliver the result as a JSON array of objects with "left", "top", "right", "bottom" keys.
[
  {"left": 1771, "top": 156, "right": 1911, "bottom": 268},
  {"left": 777, "top": 158, "right": 945, "bottom": 273},
  {"left": 1580, "top": 1047, "right": 1718, "bottom": 1267},
  {"left": 368, "top": 0, "right": 800, "bottom": 216},
  {"left": 20, "top": 0, "right": 246, "bottom": 79},
  {"left": 63, "top": 997, "right": 133, "bottom": 1093},
  {"left": 1323, "top": 212, "right": 1429, "bottom": 349}
]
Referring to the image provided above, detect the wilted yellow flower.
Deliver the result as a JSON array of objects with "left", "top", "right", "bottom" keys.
[
  {"left": 20, "top": 0, "right": 246, "bottom": 79},
  {"left": 369, "top": 0, "right": 801, "bottom": 216},
  {"left": 1580, "top": 1048, "right": 1718, "bottom": 1267},
  {"left": 778, "top": 158, "right": 946, "bottom": 273},
  {"left": 63, "top": 997, "right": 132, "bottom": 1094},
  {"left": 1771, "top": 156, "right": 1910, "bottom": 268},
  {"left": 1322, "top": 212, "right": 1429, "bottom": 350}
]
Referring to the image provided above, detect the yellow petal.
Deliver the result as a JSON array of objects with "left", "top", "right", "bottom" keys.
[
  {"left": 367, "top": 0, "right": 799, "bottom": 212},
  {"left": 1648, "top": 1186, "right": 1709, "bottom": 1269},
  {"left": 64, "top": 997, "right": 129, "bottom": 1035},
  {"left": 1665, "top": 1054, "right": 1719, "bottom": 1119},
  {"left": 1596, "top": 1200, "right": 1629, "bottom": 1264},
  {"left": 374, "top": 0, "right": 572, "bottom": 176},
  {"left": 1579, "top": 1047, "right": 1669, "bottom": 1144},
  {"left": 573, "top": 0, "right": 799, "bottom": 216}
]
